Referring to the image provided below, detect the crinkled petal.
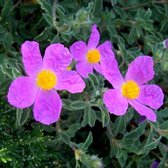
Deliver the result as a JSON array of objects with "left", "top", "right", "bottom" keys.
[
  {"left": 103, "top": 89, "right": 128, "bottom": 115},
  {"left": 70, "top": 41, "right": 87, "bottom": 61},
  {"left": 76, "top": 61, "right": 93, "bottom": 78},
  {"left": 93, "top": 63, "right": 102, "bottom": 74},
  {"left": 21, "top": 41, "right": 42, "bottom": 76},
  {"left": 43, "top": 43, "right": 72, "bottom": 73},
  {"left": 137, "top": 84, "right": 164, "bottom": 109},
  {"left": 34, "top": 90, "right": 62, "bottom": 125},
  {"left": 7, "top": 77, "right": 38, "bottom": 108},
  {"left": 125, "top": 56, "right": 154, "bottom": 85},
  {"left": 101, "top": 57, "right": 124, "bottom": 89},
  {"left": 55, "top": 70, "right": 85, "bottom": 93},
  {"left": 129, "top": 100, "right": 156, "bottom": 122},
  {"left": 88, "top": 24, "right": 100, "bottom": 49},
  {"left": 98, "top": 41, "right": 114, "bottom": 60}
]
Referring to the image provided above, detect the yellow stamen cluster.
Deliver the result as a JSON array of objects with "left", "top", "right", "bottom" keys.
[
  {"left": 121, "top": 80, "right": 140, "bottom": 99},
  {"left": 86, "top": 49, "right": 101, "bottom": 63},
  {"left": 36, "top": 70, "right": 57, "bottom": 90},
  {"left": 66, "top": 65, "right": 72, "bottom": 71}
]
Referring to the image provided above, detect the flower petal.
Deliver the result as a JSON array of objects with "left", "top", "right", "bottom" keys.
[
  {"left": 88, "top": 24, "right": 100, "bottom": 49},
  {"left": 70, "top": 41, "right": 87, "bottom": 61},
  {"left": 93, "top": 63, "right": 102, "bottom": 74},
  {"left": 101, "top": 57, "right": 124, "bottom": 89},
  {"left": 7, "top": 77, "right": 38, "bottom": 108},
  {"left": 43, "top": 43, "right": 72, "bottom": 73},
  {"left": 137, "top": 84, "right": 164, "bottom": 109},
  {"left": 98, "top": 41, "right": 114, "bottom": 60},
  {"left": 21, "top": 41, "right": 43, "bottom": 76},
  {"left": 103, "top": 89, "right": 128, "bottom": 115},
  {"left": 129, "top": 100, "right": 156, "bottom": 122},
  {"left": 34, "top": 90, "right": 62, "bottom": 125},
  {"left": 125, "top": 56, "right": 154, "bottom": 85},
  {"left": 76, "top": 61, "right": 93, "bottom": 78},
  {"left": 56, "top": 70, "right": 85, "bottom": 93}
]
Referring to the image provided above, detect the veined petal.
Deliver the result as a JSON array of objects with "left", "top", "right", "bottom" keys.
[
  {"left": 56, "top": 70, "right": 85, "bottom": 93},
  {"left": 76, "top": 61, "right": 93, "bottom": 78},
  {"left": 70, "top": 41, "right": 87, "bottom": 61},
  {"left": 43, "top": 43, "right": 72, "bottom": 73},
  {"left": 98, "top": 41, "right": 114, "bottom": 60},
  {"left": 129, "top": 100, "right": 156, "bottom": 122},
  {"left": 7, "top": 77, "right": 38, "bottom": 108},
  {"left": 88, "top": 24, "right": 100, "bottom": 49},
  {"left": 21, "top": 41, "right": 43, "bottom": 76},
  {"left": 125, "top": 56, "right": 154, "bottom": 85},
  {"left": 101, "top": 57, "right": 124, "bottom": 89},
  {"left": 137, "top": 84, "right": 164, "bottom": 109},
  {"left": 34, "top": 90, "right": 62, "bottom": 125},
  {"left": 103, "top": 89, "right": 128, "bottom": 115},
  {"left": 93, "top": 63, "right": 102, "bottom": 74}
]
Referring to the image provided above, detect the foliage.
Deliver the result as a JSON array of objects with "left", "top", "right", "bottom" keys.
[{"left": 0, "top": 0, "right": 168, "bottom": 167}]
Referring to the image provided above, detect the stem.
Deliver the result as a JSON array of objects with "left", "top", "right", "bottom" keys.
[
  {"left": 56, "top": 120, "right": 61, "bottom": 132},
  {"left": 122, "top": 0, "right": 168, "bottom": 11},
  {"left": 107, "top": 121, "right": 114, "bottom": 138},
  {"left": 12, "top": 0, "right": 22, "bottom": 11}
]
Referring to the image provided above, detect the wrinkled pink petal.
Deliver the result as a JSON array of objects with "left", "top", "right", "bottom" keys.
[
  {"left": 7, "top": 77, "right": 38, "bottom": 108},
  {"left": 93, "top": 63, "right": 102, "bottom": 74},
  {"left": 70, "top": 41, "right": 88, "bottom": 61},
  {"left": 137, "top": 84, "right": 164, "bottom": 109},
  {"left": 125, "top": 56, "right": 154, "bottom": 85},
  {"left": 34, "top": 90, "right": 62, "bottom": 125},
  {"left": 88, "top": 24, "right": 100, "bottom": 49},
  {"left": 56, "top": 70, "right": 85, "bottom": 93},
  {"left": 98, "top": 41, "right": 114, "bottom": 60},
  {"left": 43, "top": 43, "right": 72, "bottom": 73},
  {"left": 103, "top": 89, "right": 128, "bottom": 115},
  {"left": 101, "top": 57, "right": 124, "bottom": 89},
  {"left": 129, "top": 100, "right": 156, "bottom": 122},
  {"left": 76, "top": 61, "right": 93, "bottom": 78},
  {"left": 21, "top": 41, "right": 43, "bottom": 76}
]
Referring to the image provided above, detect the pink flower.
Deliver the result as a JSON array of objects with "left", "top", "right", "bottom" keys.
[
  {"left": 102, "top": 56, "right": 164, "bottom": 121},
  {"left": 70, "top": 24, "right": 114, "bottom": 78},
  {"left": 7, "top": 41, "right": 85, "bottom": 125}
]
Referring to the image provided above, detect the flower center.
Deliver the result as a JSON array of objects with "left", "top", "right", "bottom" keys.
[
  {"left": 36, "top": 70, "right": 57, "bottom": 90},
  {"left": 121, "top": 80, "right": 140, "bottom": 99},
  {"left": 86, "top": 49, "right": 100, "bottom": 63},
  {"left": 66, "top": 65, "right": 72, "bottom": 70}
]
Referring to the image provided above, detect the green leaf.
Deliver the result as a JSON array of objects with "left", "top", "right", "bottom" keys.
[
  {"left": 116, "top": 149, "right": 127, "bottom": 168},
  {"left": 140, "top": 135, "right": 161, "bottom": 155},
  {"left": 37, "top": 0, "right": 52, "bottom": 16},
  {"left": 158, "top": 108, "right": 168, "bottom": 118},
  {"left": 113, "top": 109, "right": 134, "bottom": 135},
  {"left": 94, "top": 0, "right": 102, "bottom": 13},
  {"left": 38, "top": 0, "right": 53, "bottom": 26},
  {"left": 80, "top": 132, "right": 93, "bottom": 151},
  {"left": 66, "top": 123, "right": 81, "bottom": 138},
  {"left": 122, "top": 122, "right": 146, "bottom": 143},
  {"left": 56, "top": 5, "right": 65, "bottom": 17},
  {"left": 128, "top": 26, "right": 137, "bottom": 44},
  {"left": 111, "top": 0, "right": 117, "bottom": 6},
  {"left": 100, "top": 106, "right": 110, "bottom": 127},
  {"left": 42, "top": 13, "right": 53, "bottom": 26},
  {"left": 82, "top": 106, "right": 96, "bottom": 127},
  {"left": 16, "top": 109, "right": 30, "bottom": 127},
  {"left": 88, "top": 73, "right": 99, "bottom": 90},
  {"left": 3, "top": 32, "right": 13, "bottom": 51},
  {"left": 59, "top": 132, "right": 70, "bottom": 145},
  {"left": 70, "top": 101, "right": 87, "bottom": 110},
  {"left": 1, "top": 0, "right": 13, "bottom": 19}
]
